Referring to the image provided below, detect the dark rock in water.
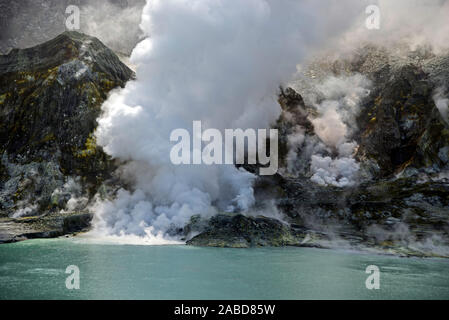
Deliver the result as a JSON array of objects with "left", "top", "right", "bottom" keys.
[
  {"left": 0, "top": 31, "right": 133, "bottom": 240},
  {"left": 186, "top": 214, "right": 308, "bottom": 248}
]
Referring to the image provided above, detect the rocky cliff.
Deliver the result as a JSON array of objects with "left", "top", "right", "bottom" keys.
[
  {"left": 187, "top": 46, "right": 449, "bottom": 257},
  {"left": 0, "top": 31, "right": 133, "bottom": 242}
]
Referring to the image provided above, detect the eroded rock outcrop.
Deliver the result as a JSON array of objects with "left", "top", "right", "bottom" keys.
[
  {"left": 189, "top": 47, "right": 449, "bottom": 257},
  {"left": 355, "top": 64, "right": 449, "bottom": 177},
  {"left": 0, "top": 31, "right": 133, "bottom": 241}
]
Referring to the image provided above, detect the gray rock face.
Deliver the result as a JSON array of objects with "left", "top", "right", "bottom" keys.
[
  {"left": 190, "top": 47, "right": 449, "bottom": 257},
  {"left": 186, "top": 214, "right": 310, "bottom": 248},
  {"left": 0, "top": 31, "right": 133, "bottom": 241},
  {"left": 274, "top": 86, "right": 317, "bottom": 171},
  {"left": 355, "top": 64, "right": 449, "bottom": 177},
  {"left": 0, "top": 213, "right": 93, "bottom": 244}
]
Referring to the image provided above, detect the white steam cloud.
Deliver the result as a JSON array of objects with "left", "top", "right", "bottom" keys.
[
  {"left": 80, "top": 1, "right": 145, "bottom": 55},
  {"left": 91, "top": 0, "right": 367, "bottom": 240},
  {"left": 334, "top": 0, "right": 449, "bottom": 55},
  {"left": 287, "top": 74, "right": 371, "bottom": 187},
  {"left": 309, "top": 75, "right": 371, "bottom": 187},
  {"left": 434, "top": 88, "right": 449, "bottom": 123},
  {"left": 90, "top": 0, "right": 449, "bottom": 241}
]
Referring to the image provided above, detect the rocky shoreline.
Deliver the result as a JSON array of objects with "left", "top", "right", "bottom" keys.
[
  {"left": 2, "top": 210, "right": 446, "bottom": 259},
  {"left": 1, "top": 32, "right": 448, "bottom": 259},
  {"left": 0, "top": 212, "right": 92, "bottom": 244},
  {"left": 183, "top": 211, "right": 449, "bottom": 258}
]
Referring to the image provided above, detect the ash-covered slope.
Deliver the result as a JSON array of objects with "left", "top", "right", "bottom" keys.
[{"left": 0, "top": 31, "right": 133, "bottom": 242}]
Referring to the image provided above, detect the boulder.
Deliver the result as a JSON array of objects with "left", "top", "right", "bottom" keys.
[{"left": 186, "top": 214, "right": 308, "bottom": 248}]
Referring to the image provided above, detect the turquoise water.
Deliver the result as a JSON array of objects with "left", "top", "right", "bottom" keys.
[{"left": 0, "top": 239, "right": 448, "bottom": 300}]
